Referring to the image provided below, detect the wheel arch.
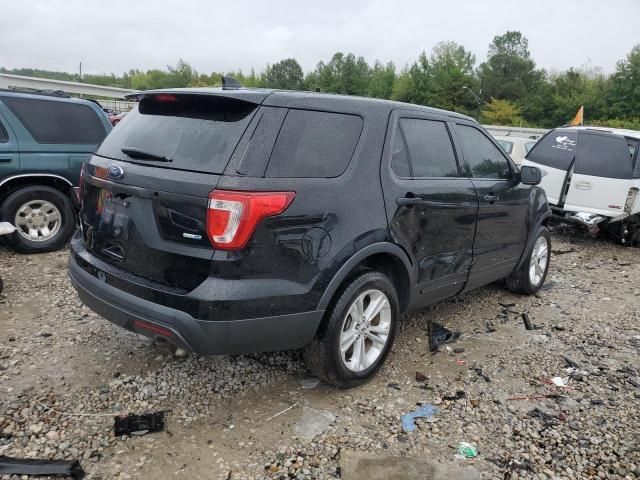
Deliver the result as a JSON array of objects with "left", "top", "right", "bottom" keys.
[
  {"left": 318, "top": 243, "right": 414, "bottom": 314},
  {"left": 0, "top": 174, "right": 76, "bottom": 206}
]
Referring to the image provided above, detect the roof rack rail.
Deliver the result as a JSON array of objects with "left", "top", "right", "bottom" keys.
[
  {"left": 0, "top": 87, "right": 70, "bottom": 98},
  {"left": 221, "top": 75, "right": 243, "bottom": 90}
]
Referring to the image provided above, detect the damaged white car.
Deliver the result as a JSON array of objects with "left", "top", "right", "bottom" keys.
[{"left": 522, "top": 126, "right": 640, "bottom": 245}]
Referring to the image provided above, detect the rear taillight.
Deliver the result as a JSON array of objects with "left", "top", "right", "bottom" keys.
[
  {"left": 625, "top": 187, "right": 639, "bottom": 214},
  {"left": 206, "top": 190, "right": 295, "bottom": 250}
]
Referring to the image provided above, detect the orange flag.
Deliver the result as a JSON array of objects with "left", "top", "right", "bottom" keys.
[{"left": 569, "top": 106, "right": 584, "bottom": 126}]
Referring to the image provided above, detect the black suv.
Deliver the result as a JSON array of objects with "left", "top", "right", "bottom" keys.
[{"left": 68, "top": 87, "right": 550, "bottom": 387}]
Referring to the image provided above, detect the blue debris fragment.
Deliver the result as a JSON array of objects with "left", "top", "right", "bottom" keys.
[{"left": 401, "top": 404, "right": 438, "bottom": 433}]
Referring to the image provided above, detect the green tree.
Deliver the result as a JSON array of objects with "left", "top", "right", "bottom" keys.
[
  {"left": 481, "top": 98, "right": 522, "bottom": 125},
  {"left": 390, "top": 67, "right": 413, "bottom": 102},
  {"left": 263, "top": 58, "right": 304, "bottom": 90},
  {"left": 406, "top": 51, "right": 432, "bottom": 105},
  {"left": 368, "top": 61, "right": 396, "bottom": 99},
  {"left": 306, "top": 52, "right": 371, "bottom": 95},
  {"left": 549, "top": 68, "right": 609, "bottom": 125},
  {"left": 606, "top": 44, "right": 640, "bottom": 119},
  {"left": 480, "top": 31, "right": 542, "bottom": 103},
  {"left": 428, "top": 41, "right": 477, "bottom": 113}
]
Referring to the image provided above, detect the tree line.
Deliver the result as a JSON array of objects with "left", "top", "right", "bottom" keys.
[{"left": 3, "top": 31, "right": 639, "bottom": 129}]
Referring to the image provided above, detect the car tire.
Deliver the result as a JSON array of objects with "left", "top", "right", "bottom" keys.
[
  {"left": 0, "top": 186, "right": 76, "bottom": 254},
  {"left": 506, "top": 226, "right": 551, "bottom": 295},
  {"left": 303, "top": 271, "right": 399, "bottom": 388}
]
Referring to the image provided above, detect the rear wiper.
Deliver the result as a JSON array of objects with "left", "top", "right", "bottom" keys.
[{"left": 121, "top": 147, "right": 172, "bottom": 162}]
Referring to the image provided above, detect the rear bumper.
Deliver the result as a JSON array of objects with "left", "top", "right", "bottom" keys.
[{"left": 68, "top": 252, "right": 324, "bottom": 355}]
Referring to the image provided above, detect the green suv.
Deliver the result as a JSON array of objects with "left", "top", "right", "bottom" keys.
[{"left": 0, "top": 89, "right": 111, "bottom": 252}]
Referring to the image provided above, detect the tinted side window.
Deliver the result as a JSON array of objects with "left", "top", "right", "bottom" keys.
[
  {"left": 3, "top": 97, "right": 107, "bottom": 144},
  {"left": 457, "top": 125, "right": 510, "bottom": 179},
  {"left": 576, "top": 132, "right": 633, "bottom": 179},
  {"left": 398, "top": 118, "right": 458, "bottom": 177},
  {"left": 266, "top": 109, "right": 363, "bottom": 178},
  {"left": 0, "top": 121, "right": 7, "bottom": 143},
  {"left": 525, "top": 129, "right": 576, "bottom": 171}
]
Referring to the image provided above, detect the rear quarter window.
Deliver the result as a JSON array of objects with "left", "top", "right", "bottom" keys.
[
  {"left": 526, "top": 130, "right": 577, "bottom": 171},
  {"left": 265, "top": 109, "right": 363, "bottom": 178},
  {"left": 575, "top": 132, "right": 633, "bottom": 179},
  {"left": 0, "top": 120, "right": 7, "bottom": 143},
  {"left": 3, "top": 97, "right": 107, "bottom": 144}
]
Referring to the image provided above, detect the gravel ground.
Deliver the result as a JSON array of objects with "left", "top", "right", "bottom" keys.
[{"left": 1, "top": 231, "right": 639, "bottom": 479}]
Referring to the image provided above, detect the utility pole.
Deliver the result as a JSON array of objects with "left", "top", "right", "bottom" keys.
[
  {"left": 462, "top": 86, "right": 482, "bottom": 121},
  {"left": 79, "top": 62, "right": 82, "bottom": 82}
]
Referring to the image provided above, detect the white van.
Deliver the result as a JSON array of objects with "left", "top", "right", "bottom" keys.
[{"left": 522, "top": 126, "right": 640, "bottom": 245}]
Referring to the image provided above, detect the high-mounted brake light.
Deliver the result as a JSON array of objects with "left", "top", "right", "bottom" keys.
[
  {"left": 153, "top": 94, "right": 179, "bottom": 103},
  {"left": 206, "top": 190, "right": 295, "bottom": 250}
]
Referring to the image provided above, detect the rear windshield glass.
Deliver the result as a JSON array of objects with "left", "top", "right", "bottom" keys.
[
  {"left": 97, "top": 94, "right": 258, "bottom": 173},
  {"left": 265, "top": 109, "right": 363, "bottom": 178},
  {"left": 575, "top": 132, "right": 633, "bottom": 179},
  {"left": 526, "top": 129, "right": 577, "bottom": 171},
  {"left": 3, "top": 97, "right": 107, "bottom": 144}
]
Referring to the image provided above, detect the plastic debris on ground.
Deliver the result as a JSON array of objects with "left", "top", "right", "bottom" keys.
[
  {"left": 415, "top": 371, "right": 427, "bottom": 382},
  {"left": 455, "top": 441, "right": 478, "bottom": 458},
  {"left": 521, "top": 313, "right": 533, "bottom": 330},
  {"left": 550, "top": 377, "right": 569, "bottom": 387},
  {"left": 401, "top": 404, "right": 438, "bottom": 433},
  {"left": 0, "top": 456, "right": 85, "bottom": 479},
  {"left": 114, "top": 412, "right": 165, "bottom": 436},
  {"left": 300, "top": 377, "right": 321, "bottom": 389},
  {"left": 429, "top": 322, "right": 461, "bottom": 351}
]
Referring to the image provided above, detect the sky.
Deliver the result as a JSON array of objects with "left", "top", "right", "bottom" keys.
[{"left": 1, "top": 0, "right": 638, "bottom": 76}]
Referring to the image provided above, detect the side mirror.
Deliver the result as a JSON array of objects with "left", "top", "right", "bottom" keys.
[{"left": 519, "top": 165, "right": 542, "bottom": 185}]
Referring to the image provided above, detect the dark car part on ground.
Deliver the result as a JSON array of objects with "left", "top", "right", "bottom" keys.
[
  {"left": 114, "top": 412, "right": 165, "bottom": 436},
  {"left": 0, "top": 456, "right": 85, "bottom": 479},
  {"left": 68, "top": 85, "right": 551, "bottom": 387}
]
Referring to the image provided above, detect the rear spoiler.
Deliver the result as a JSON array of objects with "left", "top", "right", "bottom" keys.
[{"left": 125, "top": 76, "right": 267, "bottom": 104}]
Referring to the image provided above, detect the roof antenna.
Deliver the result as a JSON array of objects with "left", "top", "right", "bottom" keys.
[{"left": 221, "top": 75, "right": 243, "bottom": 90}]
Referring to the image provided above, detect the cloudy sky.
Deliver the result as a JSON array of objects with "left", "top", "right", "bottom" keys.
[{"left": 1, "top": 0, "right": 638, "bottom": 76}]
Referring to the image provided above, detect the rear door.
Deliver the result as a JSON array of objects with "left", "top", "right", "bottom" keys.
[
  {"left": 522, "top": 129, "right": 577, "bottom": 206},
  {"left": 380, "top": 110, "right": 478, "bottom": 306},
  {"left": 452, "top": 122, "right": 530, "bottom": 289},
  {"left": 564, "top": 131, "right": 639, "bottom": 217},
  {"left": 0, "top": 107, "right": 19, "bottom": 180}
]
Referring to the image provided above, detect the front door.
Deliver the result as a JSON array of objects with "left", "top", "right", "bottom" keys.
[
  {"left": 380, "top": 111, "right": 478, "bottom": 307},
  {"left": 452, "top": 122, "right": 530, "bottom": 290}
]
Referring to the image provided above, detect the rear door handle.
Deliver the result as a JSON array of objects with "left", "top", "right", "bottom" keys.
[
  {"left": 484, "top": 195, "right": 498, "bottom": 203},
  {"left": 0, "top": 157, "right": 12, "bottom": 163}
]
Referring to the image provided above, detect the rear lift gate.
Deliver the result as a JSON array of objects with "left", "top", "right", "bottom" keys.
[
  {"left": 79, "top": 91, "right": 265, "bottom": 290},
  {"left": 80, "top": 161, "right": 218, "bottom": 291}
]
